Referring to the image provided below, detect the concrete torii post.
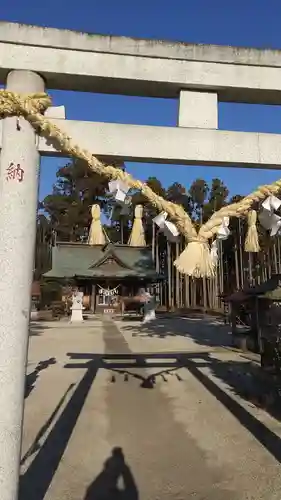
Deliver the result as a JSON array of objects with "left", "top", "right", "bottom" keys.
[{"left": 0, "top": 70, "right": 44, "bottom": 500}]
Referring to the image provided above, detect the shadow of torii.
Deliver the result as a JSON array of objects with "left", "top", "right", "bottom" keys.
[
  {"left": 109, "top": 366, "right": 182, "bottom": 388},
  {"left": 66, "top": 350, "right": 281, "bottom": 465},
  {"left": 19, "top": 350, "right": 281, "bottom": 500},
  {"left": 65, "top": 351, "right": 201, "bottom": 389}
]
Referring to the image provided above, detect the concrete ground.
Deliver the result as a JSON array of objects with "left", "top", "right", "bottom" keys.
[{"left": 19, "top": 315, "right": 281, "bottom": 500}]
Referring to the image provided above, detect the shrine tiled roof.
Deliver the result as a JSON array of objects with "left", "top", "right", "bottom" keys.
[
  {"left": 44, "top": 242, "right": 162, "bottom": 281},
  {"left": 245, "top": 274, "right": 281, "bottom": 296},
  {"left": 258, "top": 288, "right": 281, "bottom": 301},
  {"left": 225, "top": 274, "right": 281, "bottom": 302}
]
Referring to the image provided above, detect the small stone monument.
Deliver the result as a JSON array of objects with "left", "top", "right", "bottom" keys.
[
  {"left": 142, "top": 290, "right": 156, "bottom": 324},
  {"left": 30, "top": 301, "right": 39, "bottom": 321},
  {"left": 70, "top": 290, "right": 84, "bottom": 323}
]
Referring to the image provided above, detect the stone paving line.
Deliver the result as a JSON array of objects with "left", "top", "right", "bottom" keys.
[{"left": 19, "top": 317, "right": 281, "bottom": 499}]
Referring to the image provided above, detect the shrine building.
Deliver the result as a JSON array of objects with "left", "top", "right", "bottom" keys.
[{"left": 44, "top": 204, "right": 164, "bottom": 314}]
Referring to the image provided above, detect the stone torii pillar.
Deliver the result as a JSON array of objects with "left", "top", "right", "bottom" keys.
[{"left": 0, "top": 70, "right": 44, "bottom": 500}]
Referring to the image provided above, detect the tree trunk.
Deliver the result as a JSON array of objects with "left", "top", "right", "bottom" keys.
[
  {"left": 152, "top": 223, "right": 155, "bottom": 262},
  {"left": 175, "top": 242, "right": 180, "bottom": 309},
  {"left": 185, "top": 275, "right": 190, "bottom": 308},
  {"left": 234, "top": 237, "right": 240, "bottom": 290},
  {"left": 167, "top": 241, "right": 172, "bottom": 310},
  {"left": 273, "top": 241, "right": 278, "bottom": 275},
  {"left": 238, "top": 219, "right": 244, "bottom": 288}
]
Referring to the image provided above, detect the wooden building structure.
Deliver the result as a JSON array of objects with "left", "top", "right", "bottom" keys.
[
  {"left": 44, "top": 241, "right": 163, "bottom": 315},
  {"left": 226, "top": 274, "right": 281, "bottom": 354}
]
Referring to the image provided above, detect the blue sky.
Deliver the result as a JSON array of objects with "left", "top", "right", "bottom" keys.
[{"left": 2, "top": 0, "right": 281, "bottom": 200}]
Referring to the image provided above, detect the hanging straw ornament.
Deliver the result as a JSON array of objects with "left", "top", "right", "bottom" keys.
[
  {"left": 174, "top": 215, "right": 230, "bottom": 278},
  {"left": 128, "top": 205, "right": 146, "bottom": 247},
  {"left": 88, "top": 204, "right": 106, "bottom": 245},
  {"left": 174, "top": 239, "right": 215, "bottom": 278},
  {"left": 245, "top": 210, "right": 260, "bottom": 252}
]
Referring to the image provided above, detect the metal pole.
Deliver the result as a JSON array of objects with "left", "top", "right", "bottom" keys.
[{"left": 0, "top": 70, "right": 44, "bottom": 500}]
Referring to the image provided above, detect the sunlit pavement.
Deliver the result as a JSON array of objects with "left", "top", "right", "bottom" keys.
[{"left": 19, "top": 316, "right": 281, "bottom": 500}]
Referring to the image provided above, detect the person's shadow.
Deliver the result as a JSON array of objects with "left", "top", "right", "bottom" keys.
[{"left": 84, "top": 447, "right": 139, "bottom": 500}]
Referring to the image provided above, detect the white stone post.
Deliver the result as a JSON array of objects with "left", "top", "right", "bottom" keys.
[
  {"left": 70, "top": 291, "right": 85, "bottom": 322},
  {"left": 0, "top": 70, "right": 44, "bottom": 500},
  {"left": 178, "top": 90, "right": 218, "bottom": 129}
]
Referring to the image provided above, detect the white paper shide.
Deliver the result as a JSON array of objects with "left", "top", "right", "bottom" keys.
[
  {"left": 152, "top": 212, "right": 179, "bottom": 242},
  {"left": 259, "top": 195, "right": 281, "bottom": 236},
  {"left": 108, "top": 180, "right": 130, "bottom": 204},
  {"left": 152, "top": 211, "right": 167, "bottom": 229}
]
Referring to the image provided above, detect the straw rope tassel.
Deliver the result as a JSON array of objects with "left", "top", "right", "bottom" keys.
[
  {"left": 245, "top": 210, "right": 260, "bottom": 252},
  {"left": 128, "top": 204, "right": 146, "bottom": 246},
  {"left": 174, "top": 240, "right": 215, "bottom": 279},
  {"left": 88, "top": 204, "right": 106, "bottom": 245},
  {"left": 1, "top": 89, "right": 281, "bottom": 277}
]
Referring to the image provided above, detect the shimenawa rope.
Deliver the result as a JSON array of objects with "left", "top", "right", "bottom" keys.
[{"left": 0, "top": 90, "right": 278, "bottom": 277}]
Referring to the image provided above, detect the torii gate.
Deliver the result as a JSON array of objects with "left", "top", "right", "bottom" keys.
[{"left": 1, "top": 21, "right": 281, "bottom": 500}]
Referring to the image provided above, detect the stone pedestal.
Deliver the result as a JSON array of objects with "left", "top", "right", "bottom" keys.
[
  {"left": 70, "top": 292, "right": 84, "bottom": 323},
  {"left": 30, "top": 300, "right": 39, "bottom": 321},
  {"left": 143, "top": 296, "right": 156, "bottom": 324}
]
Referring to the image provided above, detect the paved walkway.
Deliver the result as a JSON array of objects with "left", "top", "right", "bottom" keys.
[{"left": 19, "top": 316, "right": 281, "bottom": 499}]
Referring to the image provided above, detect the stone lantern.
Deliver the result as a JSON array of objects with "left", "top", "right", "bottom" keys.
[{"left": 257, "top": 285, "right": 281, "bottom": 373}]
